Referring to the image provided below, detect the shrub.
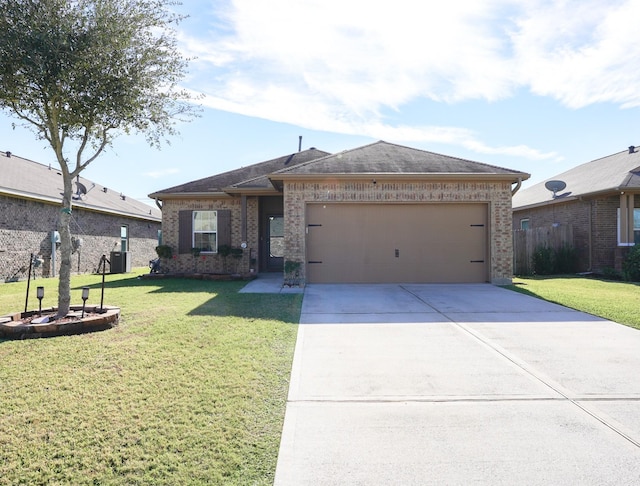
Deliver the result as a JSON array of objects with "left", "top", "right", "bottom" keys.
[
  {"left": 531, "top": 246, "right": 555, "bottom": 275},
  {"left": 601, "top": 267, "right": 622, "bottom": 281},
  {"left": 622, "top": 245, "right": 640, "bottom": 282},
  {"left": 155, "top": 245, "right": 173, "bottom": 259},
  {"left": 555, "top": 244, "right": 578, "bottom": 274}
]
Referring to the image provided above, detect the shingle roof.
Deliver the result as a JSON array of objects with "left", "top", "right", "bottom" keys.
[
  {"left": 272, "top": 141, "right": 529, "bottom": 177},
  {"left": 513, "top": 146, "right": 640, "bottom": 209},
  {"left": 149, "top": 148, "right": 331, "bottom": 196},
  {"left": 0, "top": 151, "right": 160, "bottom": 221}
]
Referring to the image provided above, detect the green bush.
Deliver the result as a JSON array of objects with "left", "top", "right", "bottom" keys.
[
  {"left": 532, "top": 246, "right": 555, "bottom": 275},
  {"left": 555, "top": 244, "right": 578, "bottom": 274},
  {"left": 531, "top": 244, "right": 578, "bottom": 275},
  {"left": 622, "top": 245, "right": 640, "bottom": 281},
  {"left": 155, "top": 244, "right": 173, "bottom": 259}
]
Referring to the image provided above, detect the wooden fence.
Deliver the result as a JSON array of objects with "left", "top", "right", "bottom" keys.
[{"left": 513, "top": 224, "right": 573, "bottom": 275}]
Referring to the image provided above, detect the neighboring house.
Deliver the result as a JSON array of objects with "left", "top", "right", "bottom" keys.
[
  {"left": 150, "top": 141, "right": 528, "bottom": 285},
  {"left": 0, "top": 150, "right": 161, "bottom": 280},
  {"left": 512, "top": 145, "right": 640, "bottom": 273}
]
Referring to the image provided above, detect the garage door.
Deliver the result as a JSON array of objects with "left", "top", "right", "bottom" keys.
[{"left": 306, "top": 203, "right": 488, "bottom": 283}]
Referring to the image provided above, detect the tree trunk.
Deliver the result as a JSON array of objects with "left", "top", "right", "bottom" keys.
[{"left": 56, "top": 176, "right": 73, "bottom": 318}]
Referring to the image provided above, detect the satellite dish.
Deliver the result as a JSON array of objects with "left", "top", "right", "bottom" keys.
[
  {"left": 545, "top": 180, "right": 566, "bottom": 198},
  {"left": 76, "top": 181, "right": 87, "bottom": 195}
]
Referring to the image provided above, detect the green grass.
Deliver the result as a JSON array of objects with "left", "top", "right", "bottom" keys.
[
  {"left": 0, "top": 269, "right": 302, "bottom": 485},
  {"left": 506, "top": 275, "right": 640, "bottom": 330}
]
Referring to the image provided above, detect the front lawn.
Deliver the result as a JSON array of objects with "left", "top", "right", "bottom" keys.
[
  {"left": 506, "top": 275, "right": 640, "bottom": 330},
  {"left": 0, "top": 269, "right": 301, "bottom": 485}
]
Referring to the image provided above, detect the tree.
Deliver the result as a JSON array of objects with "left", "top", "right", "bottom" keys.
[{"left": 0, "top": 0, "right": 196, "bottom": 317}]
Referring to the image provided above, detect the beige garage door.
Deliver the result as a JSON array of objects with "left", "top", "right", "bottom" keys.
[{"left": 306, "top": 203, "right": 488, "bottom": 283}]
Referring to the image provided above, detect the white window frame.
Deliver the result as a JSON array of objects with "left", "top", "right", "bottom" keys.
[
  {"left": 520, "top": 218, "right": 530, "bottom": 230},
  {"left": 120, "top": 225, "right": 129, "bottom": 252},
  {"left": 617, "top": 208, "right": 640, "bottom": 246},
  {"left": 192, "top": 210, "right": 218, "bottom": 253}
]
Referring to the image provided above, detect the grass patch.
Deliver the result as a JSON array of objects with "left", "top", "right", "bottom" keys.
[
  {"left": 0, "top": 269, "right": 301, "bottom": 485},
  {"left": 506, "top": 275, "right": 640, "bottom": 330}
]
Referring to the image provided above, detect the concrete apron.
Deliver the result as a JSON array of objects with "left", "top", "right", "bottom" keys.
[{"left": 274, "top": 284, "right": 640, "bottom": 485}]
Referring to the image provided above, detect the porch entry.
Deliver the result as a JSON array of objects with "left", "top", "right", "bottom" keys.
[
  {"left": 259, "top": 195, "right": 285, "bottom": 272},
  {"left": 267, "top": 215, "right": 284, "bottom": 270}
]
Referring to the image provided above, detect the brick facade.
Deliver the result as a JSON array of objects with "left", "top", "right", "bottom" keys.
[
  {"left": 283, "top": 178, "right": 515, "bottom": 285},
  {"left": 0, "top": 194, "right": 160, "bottom": 281},
  {"left": 513, "top": 195, "right": 640, "bottom": 272},
  {"left": 159, "top": 196, "right": 259, "bottom": 274}
]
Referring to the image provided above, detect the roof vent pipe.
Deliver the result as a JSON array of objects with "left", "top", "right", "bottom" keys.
[
  {"left": 298, "top": 136, "right": 302, "bottom": 152},
  {"left": 629, "top": 146, "right": 636, "bottom": 154},
  {"left": 5, "top": 151, "right": 11, "bottom": 158}
]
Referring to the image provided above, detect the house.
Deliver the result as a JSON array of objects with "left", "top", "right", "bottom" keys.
[
  {"left": 0, "top": 150, "right": 161, "bottom": 280},
  {"left": 149, "top": 141, "right": 529, "bottom": 285},
  {"left": 512, "top": 145, "right": 640, "bottom": 273}
]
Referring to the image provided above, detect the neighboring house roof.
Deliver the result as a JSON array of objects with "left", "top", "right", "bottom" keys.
[
  {"left": 149, "top": 148, "right": 331, "bottom": 198},
  {"left": 513, "top": 146, "right": 640, "bottom": 210},
  {"left": 272, "top": 141, "right": 530, "bottom": 179},
  {"left": 0, "top": 151, "right": 161, "bottom": 221}
]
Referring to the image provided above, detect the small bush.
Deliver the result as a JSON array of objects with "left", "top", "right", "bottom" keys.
[
  {"left": 532, "top": 246, "right": 555, "bottom": 275},
  {"left": 155, "top": 244, "right": 173, "bottom": 259},
  {"left": 531, "top": 244, "right": 578, "bottom": 275},
  {"left": 555, "top": 244, "right": 578, "bottom": 274},
  {"left": 601, "top": 267, "right": 622, "bottom": 281},
  {"left": 622, "top": 245, "right": 640, "bottom": 281}
]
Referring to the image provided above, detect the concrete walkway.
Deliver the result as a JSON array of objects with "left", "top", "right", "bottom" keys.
[{"left": 274, "top": 283, "right": 640, "bottom": 485}]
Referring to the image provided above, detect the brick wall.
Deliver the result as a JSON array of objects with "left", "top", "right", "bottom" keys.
[
  {"left": 513, "top": 195, "right": 640, "bottom": 272},
  {"left": 283, "top": 178, "right": 515, "bottom": 284},
  {"left": 0, "top": 195, "right": 160, "bottom": 281},
  {"left": 512, "top": 199, "right": 591, "bottom": 272},
  {"left": 159, "top": 196, "right": 259, "bottom": 274}
]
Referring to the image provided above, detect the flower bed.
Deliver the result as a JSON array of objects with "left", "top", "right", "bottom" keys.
[{"left": 0, "top": 305, "right": 120, "bottom": 339}]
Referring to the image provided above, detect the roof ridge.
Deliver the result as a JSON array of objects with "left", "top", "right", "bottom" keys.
[{"left": 271, "top": 140, "right": 527, "bottom": 176}]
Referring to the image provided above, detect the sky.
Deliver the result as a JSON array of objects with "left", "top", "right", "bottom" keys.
[{"left": 2, "top": 0, "right": 640, "bottom": 207}]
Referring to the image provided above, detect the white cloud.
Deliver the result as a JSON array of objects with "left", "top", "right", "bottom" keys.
[
  {"left": 510, "top": 0, "right": 640, "bottom": 108},
  {"left": 143, "top": 168, "right": 180, "bottom": 178},
  {"left": 180, "top": 0, "right": 640, "bottom": 158}
]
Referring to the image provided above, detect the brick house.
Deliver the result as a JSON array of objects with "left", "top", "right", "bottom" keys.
[
  {"left": 149, "top": 141, "right": 529, "bottom": 285},
  {"left": 0, "top": 150, "right": 161, "bottom": 280},
  {"left": 512, "top": 146, "right": 640, "bottom": 273}
]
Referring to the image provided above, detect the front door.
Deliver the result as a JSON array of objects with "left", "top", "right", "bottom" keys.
[{"left": 267, "top": 215, "right": 284, "bottom": 271}]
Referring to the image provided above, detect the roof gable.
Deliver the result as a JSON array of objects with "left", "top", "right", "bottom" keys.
[
  {"left": 271, "top": 141, "right": 528, "bottom": 177},
  {"left": 513, "top": 146, "right": 640, "bottom": 209},
  {"left": 0, "top": 151, "right": 160, "bottom": 220}
]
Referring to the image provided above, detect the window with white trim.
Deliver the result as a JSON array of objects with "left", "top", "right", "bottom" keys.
[
  {"left": 520, "top": 218, "right": 530, "bottom": 230},
  {"left": 193, "top": 210, "right": 217, "bottom": 252},
  {"left": 617, "top": 208, "right": 640, "bottom": 246}
]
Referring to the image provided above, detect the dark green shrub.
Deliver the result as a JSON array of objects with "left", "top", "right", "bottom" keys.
[
  {"left": 555, "top": 244, "right": 578, "bottom": 274},
  {"left": 622, "top": 245, "right": 640, "bottom": 281},
  {"left": 532, "top": 246, "right": 555, "bottom": 275},
  {"left": 155, "top": 245, "right": 173, "bottom": 259},
  {"left": 601, "top": 267, "right": 622, "bottom": 280}
]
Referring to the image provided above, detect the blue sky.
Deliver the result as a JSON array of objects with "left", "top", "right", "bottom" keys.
[{"left": 2, "top": 0, "right": 640, "bottom": 206}]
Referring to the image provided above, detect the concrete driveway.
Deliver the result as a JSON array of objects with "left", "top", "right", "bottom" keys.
[{"left": 274, "top": 284, "right": 640, "bottom": 485}]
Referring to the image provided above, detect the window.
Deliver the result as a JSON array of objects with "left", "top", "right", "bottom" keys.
[
  {"left": 520, "top": 218, "right": 530, "bottom": 230},
  {"left": 120, "top": 225, "right": 129, "bottom": 252},
  {"left": 617, "top": 208, "right": 640, "bottom": 246},
  {"left": 193, "top": 210, "right": 217, "bottom": 252}
]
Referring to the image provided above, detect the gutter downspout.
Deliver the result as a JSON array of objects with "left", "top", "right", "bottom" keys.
[{"left": 511, "top": 178, "right": 522, "bottom": 196}]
